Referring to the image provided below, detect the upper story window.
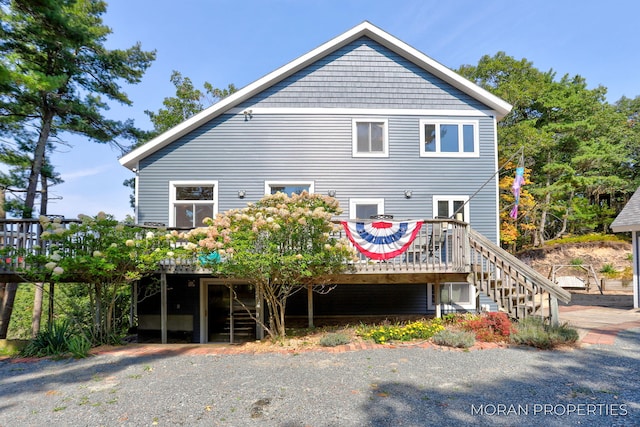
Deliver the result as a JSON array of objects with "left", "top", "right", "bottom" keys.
[
  {"left": 169, "top": 181, "right": 218, "bottom": 228},
  {"left": 265, "top": 181, "right": 314, "bottom": 196},
  {"left": 352, "top": 119, "right": 389, "bottom": 157},
  {"left": 420, "top": 120, "right": 479, "bottom": 157}
]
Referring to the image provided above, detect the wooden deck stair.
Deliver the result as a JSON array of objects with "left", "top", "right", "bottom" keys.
[{"left": 469, "top": 229, "right": 571, "bottom": 324}]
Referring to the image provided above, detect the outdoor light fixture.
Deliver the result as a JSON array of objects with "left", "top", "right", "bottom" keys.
[
  {"left": 328, "top": 189, "right": 336, "bottom": 197},
  {"left": 238, "top": 190, "right": 246, "bottom": 198},
  {"left": 243, "top": 110, "right": 253, "bottom": 121},
  {"left": 404, "top": 190, "right": 413, "bottom": 199}
]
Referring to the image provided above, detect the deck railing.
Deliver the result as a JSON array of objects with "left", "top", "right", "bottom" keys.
[
  {"left": 0, "top": 218, "right": 471, "bottom": 276},
  {"left": 468, "top": 229, "right": 571, "bottom": 324},
  {"left": 331, "top": 219, "right": 470, "bottom": 273}
]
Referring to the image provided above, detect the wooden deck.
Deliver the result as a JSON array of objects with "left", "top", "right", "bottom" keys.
[{"left": 0, "top": 218, "right": 571, "bottom": 324}]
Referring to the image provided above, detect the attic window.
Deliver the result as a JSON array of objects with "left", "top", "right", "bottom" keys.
[{"left": 352, "top": 119, "right": 389, "bottom": 157}]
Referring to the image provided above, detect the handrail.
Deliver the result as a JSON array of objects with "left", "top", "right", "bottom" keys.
[{"left": 469, "top": 229, "right": 571, "bottom": 303}]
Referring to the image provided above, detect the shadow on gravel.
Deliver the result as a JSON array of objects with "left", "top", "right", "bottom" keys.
[
  {"left": 0, "top": 348, "right": 190, "bottom": 402},
  {"left": 361, "top": 335, "right": 640, "bottom": 426}
]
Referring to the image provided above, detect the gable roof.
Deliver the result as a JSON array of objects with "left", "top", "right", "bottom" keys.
[
  {"left": 119, "top": 21, "right": 513, "bottom": 170},
  {"left": 611, "top": 186, "right": 640, "bottom": 232}
]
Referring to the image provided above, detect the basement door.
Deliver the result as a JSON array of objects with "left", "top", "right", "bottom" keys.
[{"left": 199, "top": 280, "right": 256, "bottom": 344}]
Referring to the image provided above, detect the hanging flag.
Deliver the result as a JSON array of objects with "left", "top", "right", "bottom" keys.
[
  {"left": 341, "top": 220, "right": 423, "bottom": 260},
  {"left": 510, "top": 166, "right": 525, "bottom": 219}
]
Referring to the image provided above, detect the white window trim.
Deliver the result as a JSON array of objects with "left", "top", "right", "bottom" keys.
[
  {"left": 433, "top": 195, "right": 470, "bottom": 222},
  {"left": 419, "top": 119, "right": 479, "bottom": 157},
  {"left": 264, "top": 180, "right": 315, "bottom": 195},
  {"left": 352, "top": 118, "right": 389, "bottom": 158},
  {"left": 349, "top": 198, "right": 385, "bottom": 219},
  {"left": 428, "top": 283, "right": 476, "bottom": 310},
  {"left": 169, "top": 180, "right": 219, "bottom": 227}
]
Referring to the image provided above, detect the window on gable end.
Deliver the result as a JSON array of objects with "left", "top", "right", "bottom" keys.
[
  {"left": 352, "top": 119, "right": 388, "bottom": 157},
  {"left": 420, "top": 120, "right": 479, "bottom": 157}
]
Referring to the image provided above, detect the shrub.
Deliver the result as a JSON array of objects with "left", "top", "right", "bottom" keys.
[
  {"left": 432, "top": 329, "right": 476, "bottom": 348},
  {"left": 21, "top": 320, "right": 91, "bottom": 358},
  {"left": 600, "top": 263, "right": 617, "bottom": 278},
  {"left": 319, "top": 332, "right": 350, "bottom": 347},
  {"left": 511, "top": 317, "right": 579, "bottom": 349},
  {"left": 357, "top": 319, "right": 444, "bottom": 344},
  {"left": 461, "top": 312, "right": 514, "bottom": 342}
]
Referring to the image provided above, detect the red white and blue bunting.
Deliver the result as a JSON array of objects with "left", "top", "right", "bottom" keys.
[{"left": 341, "top": 220, "right": 423, "bottom": 260}]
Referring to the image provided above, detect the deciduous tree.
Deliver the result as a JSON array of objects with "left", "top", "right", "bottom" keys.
[{"left": 193, "top": 192, "right": 356, "bottom": 339}]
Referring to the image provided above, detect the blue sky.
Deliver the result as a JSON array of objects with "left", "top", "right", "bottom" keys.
[{"left": 46, "top": 0, "right": 640, "bottom": 220}]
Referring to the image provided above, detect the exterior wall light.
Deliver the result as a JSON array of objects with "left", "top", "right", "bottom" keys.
[
  {"left": 238, "top": 190, "right": 246, "bottom": 198},
  {"left": 404, "top": 190, "right": 413, "bottom": 199},
  {"left": 328, "top": 189, "right": 336, "bottom": 197}
]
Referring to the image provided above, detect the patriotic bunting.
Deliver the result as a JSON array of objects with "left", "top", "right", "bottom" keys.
[{"left": 341, "top": 220, "right": 423, "bottom": 260}]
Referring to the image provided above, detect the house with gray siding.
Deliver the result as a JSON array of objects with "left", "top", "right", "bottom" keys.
[
  {"left": 119, "top": 22, "right": 568, "bottom": 343},
  {"left": 610, "top": 186, "right": 640, "bottom": 308}
]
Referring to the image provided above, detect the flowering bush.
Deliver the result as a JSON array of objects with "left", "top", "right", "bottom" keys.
[
  {"left": 190, "top": 192, "right": 357, "bottom": 339},
  {"left": 358, "top": 319, "right": 445, "bottom": 344},
  {"left": 23, "top": 213, "right": 192, "bottom": 345}
]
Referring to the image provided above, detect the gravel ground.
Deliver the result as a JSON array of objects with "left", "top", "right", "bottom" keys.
[{"left": 1, "top": 332, "right": 640, "bottom": 427}]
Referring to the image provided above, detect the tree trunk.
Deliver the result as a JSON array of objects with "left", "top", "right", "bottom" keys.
[
  {"left": 30, "top": 173, "right": 49, "bottom": 337},
  {"left": 0, "top": 283, "right": 18, "bottom": 338},
  {"left": 24, "top": 109, "right": 54, "bottom": 219},
  {"left": 48, "top": 282, "right": 55, "bottom": 328},
  {"left": 31, "top": 283, "right": 44, "bottom": 338}
]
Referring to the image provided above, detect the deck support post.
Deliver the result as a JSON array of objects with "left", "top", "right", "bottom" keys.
[
  {"left": 434, "top": 279, "right": 441, "bottom": 319},
  {"left": 549, "top": 296, "right": 559, "bottom": 326},
  {"left": 160, "top": 272, "right": 167, "bottom": 344},
  {"left": 307, "top": 284, "right": 314, "bottom": 328}
]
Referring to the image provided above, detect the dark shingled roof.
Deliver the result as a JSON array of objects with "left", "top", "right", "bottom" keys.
[{"left": 611, "top": 187, "right": 640, "bottom": 232}]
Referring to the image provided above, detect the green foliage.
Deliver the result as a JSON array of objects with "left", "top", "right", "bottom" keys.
[
  {"left": 191, "top": 192, "right": 356, "bottom": 339},
  {"left": 0, "top": 0, "right": 156, "bottom": 218},
  {"left": 319, "top": 332, "right": 350, "bottom": 347},
  {"left": 511, "top": 317, "right": 579, "bottom": 349},
  {"left": 599, "top": 263, "right": 618, "bottom": 278},
  {"left": 570, "top": 258, "right": 584, "bottom": 266},
  {"left": 432, "top": 329, "right": 476, "bottom": 349},
  {"left": 357, "top": 319, "right": 445, "bottom": 344},
  {"left": 144, "top": 71, "right": 237, "bottom": 139},
  {"left": 19, "top": 213, "right": 191, "bottom": 345},
  {"left": 545, "top": 233, "right": 625, "bottom": 246},
  {"left": 22, "top": 320, "right": 71, "bottom": 358},
  {"left": 459, "top": 52, "right": 640, "bottom": 248}
]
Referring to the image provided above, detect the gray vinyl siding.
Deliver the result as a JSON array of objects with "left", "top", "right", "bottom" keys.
[
  {"left": 240, "top": 37, "right": 484, "bottom": 111},
  {"left": 136, "top": 36, "right": 500, "bottom": 241},
  {"left": 138, "top": 112, "right": 498, "bottom": 240}
]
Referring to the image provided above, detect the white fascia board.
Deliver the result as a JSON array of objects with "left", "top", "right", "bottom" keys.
[
  {"left": 119, "top": 21, "right": 512, "bottom": 170},
  {"left": 119, "top": 23, "right": 372, "bottom": 170},
  {"left": 611, "top": 224, "right": 640, "bottom": 233}
]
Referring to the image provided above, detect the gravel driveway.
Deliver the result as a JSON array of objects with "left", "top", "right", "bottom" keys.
[{"left": 1, "top": 331, "right": 639, "bottom": 427}]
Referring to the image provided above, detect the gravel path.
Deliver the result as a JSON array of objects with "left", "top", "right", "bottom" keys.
[{"left": 2, "top": 332, "right": 640, "bottom": 427}]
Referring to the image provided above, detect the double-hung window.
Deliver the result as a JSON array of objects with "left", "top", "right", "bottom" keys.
[
  {"left": 352, "top": 119, "right": 388, "bottom": 157},
  {"left": 420, "top": 119, "right": 479, "bottom": 157},
  {"left": 265, "top": 181, "right": 314, "bottom": 196},
  {"left": 169, "top": 181, "right": 218, "bottom": 227}
]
